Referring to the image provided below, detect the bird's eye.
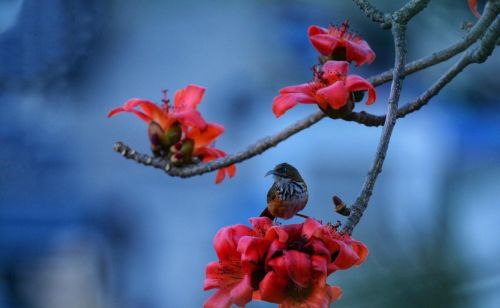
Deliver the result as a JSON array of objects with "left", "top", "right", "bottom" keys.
[{"left": 282, "top": 167, "right": 287, "bottom": 173}]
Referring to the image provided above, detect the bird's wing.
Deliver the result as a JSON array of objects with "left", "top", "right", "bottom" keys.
[{"left": 267, "top": 182, "right": 278, "bottom": 203}]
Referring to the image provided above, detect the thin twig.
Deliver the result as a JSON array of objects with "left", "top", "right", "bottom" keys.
[
  {"left": 114, "top": 111, "right": 326, "bottom": 177},
  {"left": 368, "top": 0, "right": 499, "bottom": 87},
  {"left": 342, "top": 2, "right": 499, "bottom": 234},
  {"left": 351, "top": 0, "right": 391, "bottom": 28},
  {"left": 394, "top": 0, "right": 430, "bottom": 24},
  {"left": 342, "top": 20, "right": 408, "bottom": 235}
]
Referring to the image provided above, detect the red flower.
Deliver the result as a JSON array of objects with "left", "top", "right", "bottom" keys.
[
  {"left": 468, "top": 0, "right": 481, "bottom": 18},
  {"left": 203, "top": 218, "right": 272, "bottom": 308},
  {"left": 204, "top": 217, "right": 368, "bottom": 307},
  {"left": 272, "top": 60, "right": 376, "bottom": 118},
  {"left": 258, "top": 218, "right": 366, "bottom": 307},
  {"left": 108, "top": 84, "right": 207, "bottom": 131},
  {"left": 308, "top": 22, "right": 375, "bottom": 66},
  {"left": 109, "top": 84, "right": 236, "bottom": 183}
]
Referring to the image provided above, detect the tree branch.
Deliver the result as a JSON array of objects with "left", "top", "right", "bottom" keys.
[
  {"left": 112, "top": 1, "right": 498, "bottom": 182},
  {"left": 369, "top": 0, "right": 499, "bottom": 87},
  {"left": 394, "top": 0, "right": 430, "bottom": 24},
  {"left": 351, "top": 0, "right": 391, "bottom": 28},
  {"left": 342, "top": 20, "right": 408, "bottom": 235},
  {"left": 342, "top": 16, "right": 500, "bottom": 127},
  {"left": 114, "top": 111, "right": 326, "bottom": 177}
]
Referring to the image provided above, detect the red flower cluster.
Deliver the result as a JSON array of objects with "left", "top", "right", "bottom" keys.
[
  {"left": 204, "top": 217, "right": 368, "bottom": 308},
  {"left": 272, "top": 22, "right": 376, "bottom": 118},
  {"left": 108, "top": 84, "right": 235, "bottom": 183}
]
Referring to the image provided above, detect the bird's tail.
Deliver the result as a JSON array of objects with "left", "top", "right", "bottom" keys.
[{"left": 260, "top": 207, "right": 275, "bottom": 220}]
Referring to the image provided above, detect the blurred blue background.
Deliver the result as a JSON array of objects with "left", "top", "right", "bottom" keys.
[{"left": 0, "top": 0, "right": 499, "bottom": 307}]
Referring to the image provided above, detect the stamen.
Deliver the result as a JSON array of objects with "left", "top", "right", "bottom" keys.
[
  {"left": 340, "top": 19, "right": 349, "bottom": 38},
  {"left": 162, "top": 89, "right": 170, "bottom": 108}
]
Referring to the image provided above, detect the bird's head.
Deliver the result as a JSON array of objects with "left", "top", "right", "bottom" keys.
[{"left": 265, "top": 162, "right": 304, "bottom": 182}]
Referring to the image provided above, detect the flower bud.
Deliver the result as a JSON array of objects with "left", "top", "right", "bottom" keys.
[
  {"left": 319, "top": 100, "right": 354, "bottom": 119},
  {"left": 160, "top": 123, "right": 182, "bottom": 150},
  {"left": 148, "top": 121, "right": 164, "bottom": 146},
  {"left": 333, "top": 195, "right": 350, "bottom": 216},
  {"left": 170, "top": 139, "right": 194, "bottom": 166}
]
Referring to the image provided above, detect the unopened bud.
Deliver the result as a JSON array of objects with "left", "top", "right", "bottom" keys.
[
  {"left": 319, "top": 100, "right": 354, "bottom": 119},
  {"left": 160, "top": 123, "right": 182, "bottom": 150},
  {"left": 333, "top": 195, "right": 351, "bottom": 216},
  {"left": 148, "top": 121, "right": 164, "bottom": 146}
]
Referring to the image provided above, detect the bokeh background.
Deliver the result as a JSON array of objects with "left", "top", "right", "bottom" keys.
[{"left": 1, "top": 0, "right": 499, "bottom": 307}]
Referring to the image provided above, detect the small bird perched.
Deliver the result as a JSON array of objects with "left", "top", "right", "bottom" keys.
[{"left": 260, "top": 163, "right": 308, "bottom": 220}]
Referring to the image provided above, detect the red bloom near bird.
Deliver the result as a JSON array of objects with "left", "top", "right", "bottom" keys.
[
  {"left": 108, "top": 84, "right": 235, "bottom": 183},
  {"left": 272, "top": 60, "right": 376, "bottom": 118},
  {"left": 308, "top": 21, "right": 376, "bottom": 66},
  {"left": 204, "top": 217, "right": 368, "bottom": 308}
]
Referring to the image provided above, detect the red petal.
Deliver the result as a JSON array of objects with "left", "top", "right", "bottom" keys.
[
  {"left": 332, "top": 240, "right": 361, "bottom": 269},
  {"left": 346, "top": 75, "right": 377, "bottom": 105},
  {"left": 227, "top": 164, "right": 236, "bottom": 178},
  {"left": 229, "top": 274, "right": 253, "bottom": 307},
  {"left": 311, "top": 255, "right": 328, "bottom": 285},
  {"left": 307, "top": 25, "right": 328, "bottom": 36},
  {"left": 309, "top": 238, "right": 331, "bottom": 258},
  {"left": 279, "top": 83, "right": 314, "bottom": 95},
  {"left": 321, "top": 60, "right": 349, "bottom": 78},
  {"left": 213, "top": 225, "right": 253, "bottom": 261},
  {"left": 309, "top": 33, "right": 339, "bottom": 56},
  {"left": 284, "top": 251, "right": 312, "bottom": 288},
  {"left": 468, "top": 0, "right": 481, "bottom": 18},
  {"left": 249, "top": 217, "right": 273, "bottom": 235},
  {"left": 265, "top": 226, "right": 290, "bottom": 244},
  {"left": 265, "top": 240, "right": 287, "bottom": 268},
  {"left": 204, "top": 289, "right": 232, "bottom": 308},
  {"left": 237, "top": 236, "right": 269, "bottom": 265},
  {"left": 348, "top": 238, "right": 369, "bottom": 265},
  {"left": 215, "top": 169, "right": 225, "bottom": 184},
  {"left": 132, "top": 99, "right": 172, "bottom": 130},
  {"left": 190, "top": 123, "right": 225, "bottom": 150},
  {"left": 291, "top": 284, "right": 342, "bottom": 308},
  {"left": 203, "top": 261, "right": 223, "bottom": 290},
  {"left": 272, "top": 93, "right": 316, "bottom": 118},
  {"left": 174, "top": 84, "right": 206, "bottom": 110},
  {"left": 107, "top": 106, "right": 153, "bottom": 124},
  {"left": 346, "top": 40, "right": 376, "bottom": 66},
  {"left": 174, "top": 109, "right": 207, "bottom": 130},
  {"left": 315, "top": 82, "right": 349, "bottom": 109},
  {"left": 301, "top": 218, "right": 323, "bottom": 239},
  {"left": 258, "top": 272, "right": 288, "bottom": 304}
]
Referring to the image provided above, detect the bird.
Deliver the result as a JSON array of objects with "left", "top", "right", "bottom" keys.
[{"left": 260, "top": 162, "right": 308, "bottom": 220}]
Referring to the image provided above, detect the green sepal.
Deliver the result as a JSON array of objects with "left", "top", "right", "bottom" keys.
[
  {"left": 160, "top": 123, "right": 182, "bottom": 150},
  {"left": 351, "top": 90, "right": 365, "bottom": 103},
  {"left": 148, "top": 121, "right": 164, "bottom": 146},
  {"left": 319, "top": 100, "right": 354, "bottom": 119}
]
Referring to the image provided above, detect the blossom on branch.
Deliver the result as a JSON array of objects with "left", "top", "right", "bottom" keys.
[
  {"left": 204, "top": 217, "right": 368, "bottom": 307},
  {"left": 272, "top": 61, "right": 376, "bottom": 118},
  {"left": 108, "top": 84, "right": 236, "bottom": 183},
  {"left": 308, "top": 21, "right": 375, "bottom": 66}
]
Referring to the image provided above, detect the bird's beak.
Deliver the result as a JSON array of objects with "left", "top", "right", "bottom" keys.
[{"left": 265, "top": 170, "right": 275, "bottom": 177}]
